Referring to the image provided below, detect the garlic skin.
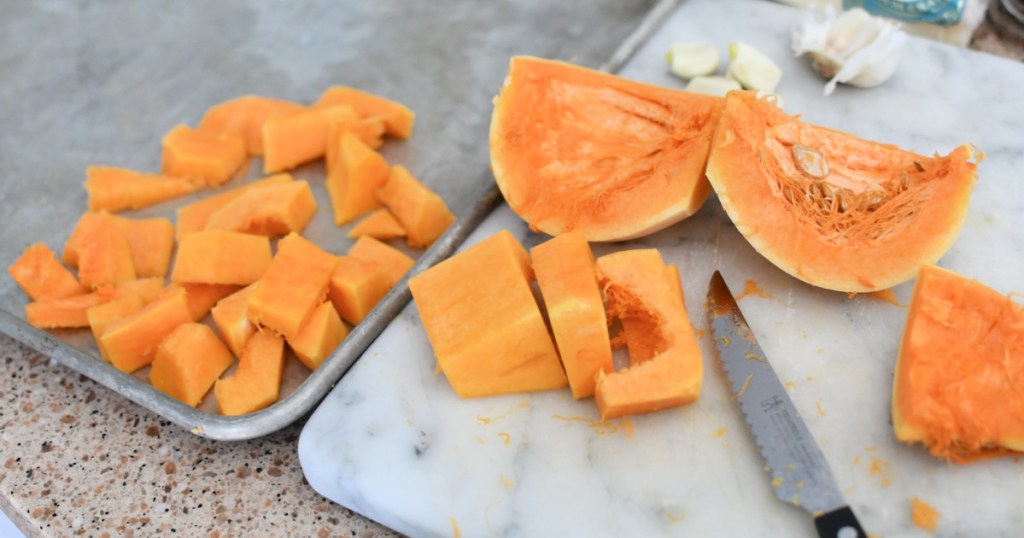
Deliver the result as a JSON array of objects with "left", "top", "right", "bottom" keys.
[{"left": 792, "top": 6, "right": 908, "bottom": 96}]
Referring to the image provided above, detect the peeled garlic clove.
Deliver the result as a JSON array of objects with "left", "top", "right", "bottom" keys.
[
  {"left": 726, "top": 41, "right": 783, "bottom": 93},
  {"left": 686, "top": 76, "right": 742, "bottom": 97},
  {"left": 792, "top": 6, "right": 908, "bottom": 96},
  {"left": 666, "top": 42, "right": 720, "bottom": 80}
]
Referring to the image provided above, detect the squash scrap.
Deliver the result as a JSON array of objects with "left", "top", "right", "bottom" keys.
[
  {"left": 204, "top": 180, "right": 317, "bottom": 236},
  {"left": 594, "top": 249, "right": 703, "bottom": 420},
  {"left": 64, "top": 212, "right": 175, "bottom": 278},
  {"left": 175, "top": 174, "right": 294, "bottom": 239},
  {"left": 84, "top": 166, "right": 201, "bottom": 213},
  {"left": 8, "top": 243, "right": 85, "bottom": 301},
  {"left": 198, "top": 95, "right": 304, "bottom": 156},
  {"left": 348, "top": 236, "right": 414, "bottom": 286},
  {"left": 210, "top": 284, "right": 258, "bottom": 358},
  {"left": 171, "top": 230, "right": 272, "bottom": 285},
  {"left": 409, "top": 230, "right": 567, "bottom": 397},
  {"left": 315, "top": 86, "right": 415, "bottom": 139},
  {"left": 893, "top": 265, "right": 1024, "bottom": 461},
  {"left": 531, "top": 232, "right": 613, "bottom": 399},
  {"left": 328, "top": 256, "right": 392, "bottom": 325},
  {"left": 287, "top": 301, "right": 348, "bottom": 371},
  {"left": 346, "top": 208, "right": 406, "bottom": 240},
  {"left": 102, "top": 286, "right": 193, "bottom": 374},
  {"left": 377, "top": 165, "right": 455, "bottom": 248},
  {"left": 150, "top": 323, "right": 235, "bottom": 407},
  {"left": 325, "top": 132, "right": 390, "bottom": 225},
  {"left": 161, "top": 124, "right": 247, "bottom": 186},
  {"left": 214, "top": 330, "right": 286, "bottom": 416},
  {"left": 247, "top": 233, "right": 339, "bottom": 337}
]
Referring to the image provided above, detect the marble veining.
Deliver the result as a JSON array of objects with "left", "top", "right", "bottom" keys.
[{"left": 300, "top": 0, "right": 1024, "bottom": 536}]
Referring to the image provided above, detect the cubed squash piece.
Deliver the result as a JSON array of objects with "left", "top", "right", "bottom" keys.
[
  {"left": 328, "top": 256, "right": 392, "bottom": 325},
  {"left": 87, "top": 293, "right": 145, "bottom": 361},
  {"left": 346, "top": 208, "right": 406, "bottom": 240},
  {"left": 150, "top": 323, "right": 235, "bottom": 407},
  {"left": 409, "top": 230, "right": 566, "bottom": 397},
  {"left": 214, "top": 330, "right": 286, "bottom": 416},
  {"left": 261, "top": 106, "right": 354, "bottom": 173},
  {"left": 168, "top": 283, "right": 243, "bottom": 321},
  {"left": 532, "top": 232, "right": 613, "bottom": 399},
  {"left": 314, "top": 86, "right": 415, "bottom": 139},
  {"left": 64, "top": 212, "right": 174, "bottom": 278},
  {"left": 8, "top": 243, "right": 86, "bottom": 301},
  {"left": 162, "top": 124, "right": 247, "bottom": 186},
  {"left": 325, "top": 133, "right": 390, "bottom": 225},
  {"left": 211, "top": 284, "right": 258, "bottom": 358},
  {"left": 248, "top": 233, "right": 339, "bottom": 337},
  {"left": 594, "top": 250, "right": 703, "bottom": 420},
  {"left": 287, "top": 301, "right": 348, "bottom": 371},
  {"left": 326, "top": 114, "right": 386, "bottom": 171},
  {"left": 198, "top": 95, "right": 305, "bottom": 156},
  {"left": 76, "top": 213, "right": 136, "bottom": 289},
  {"left": 176, "top": 174, "right": 294, "bottom": 239},
  {"left": 204, "top": 180, "right": 317, "bottom": 236},
  {"left": 377, "top": 165, "right": 455, "bottom": 248},
  {"left": 102, "top": 287, "right": 193, "bottom": 374},
  {"left": 84, "top": 166, "right": 202, "bottom": 213},
  {"left": 348, "top": 236, "right": 414, "bottom": 286},
  {"left": 171, "top": 230, "right": 272, "bottom": 285},
  {"left": 24, "top": 277, "right": 163, "bottom": 329}
]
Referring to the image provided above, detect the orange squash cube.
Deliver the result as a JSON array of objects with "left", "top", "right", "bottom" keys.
[
  {"left": 76, "top": 213, "right": 136, "bottom": 289},
  {"left": 287, "top": 301, "right": 348, "bottom": 371},
  {"left": 532, "top": 232, "right": 613, "bottom": 399},
  {"left": 102, "top": 286, "right": 194, "bottom": 374},
  {"left": 87, "top": 293, "right": 145, "bottom": 361},
  {"left": 409, "top": 230, "right": 567, "bottom": 397},
  {"left": 325, "top": 133, "right": 390, "bottom": 225},
  {"left": 175, "top": 174, "right": 294, "bottom": 239},
  {"left": 8, "top": 243, "right": 86, "bottom": 301},
  {"left": 204, "top": 180, "right": 317, "bottom": 236},
  {"left": 261, "top": 106, "right": 354, "bottom": 173},
  {"left": 594, "top": 250, "right": 703, "bottom": 420},
  {"left": 84, "top": 166, "right": 202, "bottom": 213},
  {"left": 161, "top": 124, "right": 247, "bottom": 187},
  {"left": 248, "top": 233, "right": 339, "bottom": 337},
  {"left": 328, "top": 256, "right": 392, "bottom": 325},
  {"left": 214, "top": 330, "right": 286, "bottom": 416},
  {"left": 314, "top": 86, "right": 415, "bottom": 139},
  {"left": 167, "top": 283, "right": 243, "bottom": 321},
  {"left": 150, "top": 323, "right": 235, "bottom": 407},
  {"left": 210, "top": 284, "right": 258, "bottom": 357},
  {"left": 377, "top": 165, "right": 455, "bottom": 248},
  {"left": 346, "top": 208, "right": 406, "bottom": 240},
  {"left": 171, "top": 230, "right": 272, "bottom": 285},
  {"left": 326, "top": 114, "right": 386, "bottom": 171},
  {"left": 24, "top": 277, "right": 163, "bottom": 329},
  {"left": 197, "top": 95, "right": 305, "bottom": 156},
  {"left": 348, "top": 236, "right": 414, "bottom": 286},
  {"left": 64, "top": 212, "right": 175, "bottom": 278}
]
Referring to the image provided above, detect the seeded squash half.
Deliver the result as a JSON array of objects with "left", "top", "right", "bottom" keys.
[
  {"left": 490, "top": 56, "right": 724, "bottom": 242},
  {"left": 706, "top": 91, "right": 981, "bottom": 292}
]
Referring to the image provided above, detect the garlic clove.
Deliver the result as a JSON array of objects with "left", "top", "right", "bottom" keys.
[
  {"left": 686, "top": 76, "right": 742, "bottom": 97},
  {"left": 793, "top": 6, "right": 908, "bottom": 96},
  {"left": 726, "top": 41, "right": 783, "bottom": 93},
  {"left": 666, "top": 42, "right": 720, "bottom": 80}
]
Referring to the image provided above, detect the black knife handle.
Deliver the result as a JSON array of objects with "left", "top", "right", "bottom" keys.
[{"left": 814, "top": 506, "right": 866, "bottom": 538}]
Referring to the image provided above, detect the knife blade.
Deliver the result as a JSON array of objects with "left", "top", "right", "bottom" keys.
[{"left": 706, "top": 271, "right": 866, "bottom": 538}]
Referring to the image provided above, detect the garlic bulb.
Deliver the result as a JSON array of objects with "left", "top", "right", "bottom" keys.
[{"left": 792, "top": 6, "right": 908, "bottom": 95}]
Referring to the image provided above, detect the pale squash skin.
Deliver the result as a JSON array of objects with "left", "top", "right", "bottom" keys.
[
  {"left": 893, "top": 265, "right": 1024, "bottom": 462},
  {"left": 706, "top": 91, "right": 980, "bottom": 293},
  {"left": 490, "top": 56, "right": 724, "bottom": 242}
]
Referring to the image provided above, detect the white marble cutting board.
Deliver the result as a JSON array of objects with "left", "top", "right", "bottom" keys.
[{"left": 298, "top": 0, "right": 1024, "bottom": 536}]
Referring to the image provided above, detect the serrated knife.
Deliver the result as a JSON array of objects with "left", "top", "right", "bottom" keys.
[{"left": 706, "top": 271, "right": 866, "bottom": 538}]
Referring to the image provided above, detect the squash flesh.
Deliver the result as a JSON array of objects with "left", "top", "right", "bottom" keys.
[
  {"left": 594, "top": 250, "right": 703, "bottom": 420},
  {"left": 409, "top": 230, "right": 567, "bottom": 397},
  {"left": 171, "top": 230, "right": 272, "bottom": 285},
  {"left": 287, "top": 301, "right": 348, "bottom": 371},
  {"left": 328, "top": 256, "right": 393, "bottom": 325},
  {"left": 377, "top": 165, "right": 455, "bottom": 248},
  {"left": 75, "top": 213, "right": 137, "bottom": 289},
  {"left": 64, "top": 212, "right": 175, "bottom": 278},
  {"left": 210, "top": 284, "right": 258, "bottom": 358},
  {"left": 531, "top": 232, "right": 612, "bottom": 399},
  {"left": 247, "top": 233, "right": 339, "bottom": 337},
  {"left": 706, "top": 91, "right": 980, "bottom": 292},
  {"left": 8, "top": 243, "right": 86, "bottom": 301},
  {"left": 161, "top": 124, "right": 247, "bottom": 186},
  {"left": 346, "top": 208, "right": 406, "bottom": 240},
  {"left": 84, "top": 166, "right": 201, "bottom": 213},
  {"left": 204, "top": 180, "right": 317, "bottom": 236},
  {"left": 347, "top": 236, "right": 414, "bottom": 287},
  {"left": 175, "top": 174, "right": 294, "bottom": 239},
  {"left": 325, "top": 133, "right": 390, "bottom": 225},
  {"left": 315, "top": 86, "right": 415, "bottom": 139},
  {"left": 893, "top": 265, "right": 1024, "bottom": 461},
  {"left": 150, "top": 323, "right": 235, "bottom": 407},
  {"left": 490, "top": 56, "right": 723, "bottom": 242},
  {"left": 197, "top": 95, "right": 305, "bottom": 156},
  {"left": 102, "top": 286, "right": 193, "bottom": 374},
  {"left": 215, "top": 330, "right": 286, "bottom": 416},
  {"left": 87, "top": 292, "right": 145, "bottom": 361}
]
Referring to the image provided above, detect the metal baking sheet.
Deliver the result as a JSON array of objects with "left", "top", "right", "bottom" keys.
[{"left": 0, "top": 0, "right": 658, "bottom": 440}]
